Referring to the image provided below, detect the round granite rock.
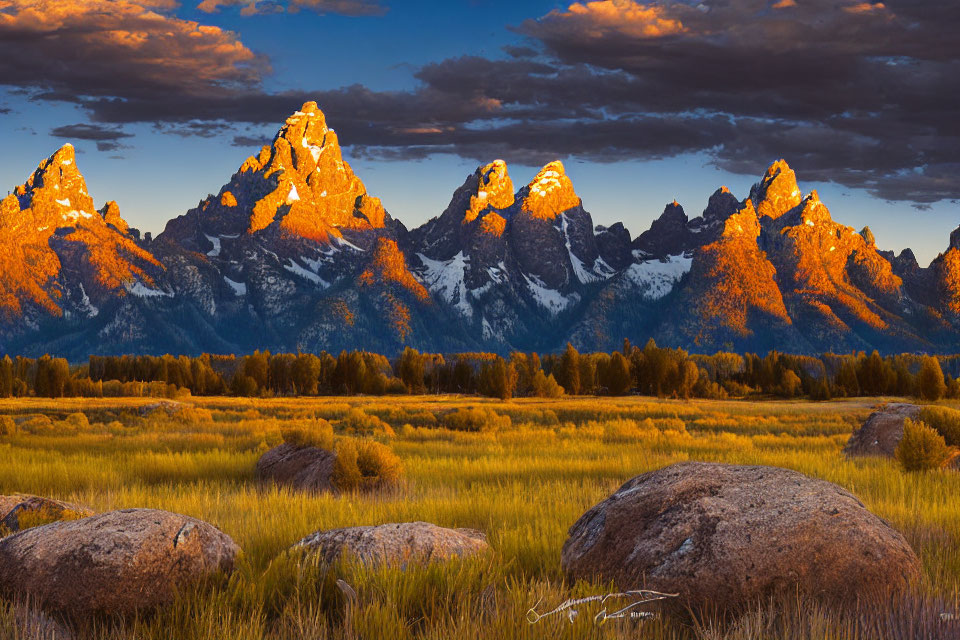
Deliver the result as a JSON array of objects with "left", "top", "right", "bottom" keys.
[
  {"left": 0, "top": 508, "right": 239, "bottom": 617},
  {"left": 561, "top": 462, "right": 921, "bottom": 614}
]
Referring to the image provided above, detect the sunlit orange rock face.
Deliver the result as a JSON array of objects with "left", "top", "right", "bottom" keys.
[
  {"left": 239, "top": 101, "right": 385, "bottom": 242},
  {"left": 357, "top": 238, "right": 430, "bottom": 340},
  {"left": 0, "top": 145, "right": 160, "bottom": 321},
  {"left": 358, "top": 238, "right": 429, "bottom": 302},
  {"left": 170, "top": 102, "right": 388, "bottom": 249},
  {"left": 749, "top": 159, "right": 803, "bottom": 221},
  {"left": 519, "top": 161, "right": 581, "bottom": 220},
  {"left": 687, "top": 200, "right": 791, "bottom": 342},
  {"left": 937, "top": 230, "right": 960, "bottom": 317},
  {"left": 464, "top": 160, "right": 514, "bottom": 225},
  {"left": 768, "top": 189, "right": 902, "bottom": 333}
]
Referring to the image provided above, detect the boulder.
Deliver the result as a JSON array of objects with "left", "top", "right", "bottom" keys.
[
  {"left": 561, "top": 462, "right": 920, "bottom": 614},
  {"left": 294, "top": 522, "right": 489, "bottom": 565},
  {"left": 256, "top": 442, "right": 336, "bottom": 492},
  {"left": 0, "top": 494, "right": 94, "bottom": 533},
  {"left": 844, "top": 403, "right": 921, "bottom": 458},
  {"left": 0, "top": 508, "right": 239, "bottom": 617}
]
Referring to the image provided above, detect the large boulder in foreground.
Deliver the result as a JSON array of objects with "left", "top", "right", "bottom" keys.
[
  {"left": 562, "top": 462, "right": 920, "bottom": 614},
  {"left": 0, "top": 509, "right": 239, "bottom": 617},
  {"left": 0, "top": 494, "right": 94, "bottom": 533},
  {"left": 256, "top": 442, "right": 336, "bottom": 492},
  {"left": 294, "top": 522, "right": 490, "bottom": 566},
  {"left": 844, "top": 403, "right": 921, "bottom": 458}
]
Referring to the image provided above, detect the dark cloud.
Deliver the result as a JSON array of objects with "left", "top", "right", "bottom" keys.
[
  {"left": 501, "top": 45, "right": 538, "bottom": 59},
  {"left": 231, "top": 134, "right": 273, "bottom": 147},
  {"left": 196, "top": 0, "right": 387, "bottom": 16},
  {"left": 50, "top": 122, "right": 135, "bottom": 152},
  {"left": 4, "top": 0, "right": 959, "bottom": 205},
  {"left": 50, "top": 123, "right": 134, "bottom": 143},
  {"left": 0, "top": 0, "right": 267, "bottom": 110}
]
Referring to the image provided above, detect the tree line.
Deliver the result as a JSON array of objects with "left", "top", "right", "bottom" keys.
[{"left": 1, "top": 340, "right": 957, "bottom": 401}]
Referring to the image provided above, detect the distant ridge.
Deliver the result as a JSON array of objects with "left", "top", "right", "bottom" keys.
[{"left": 2, "top": 102, "right": 959, "bottom": 358}]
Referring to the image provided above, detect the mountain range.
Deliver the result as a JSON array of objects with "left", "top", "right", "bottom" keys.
[{"left": 2, "top": 101, "right": 959, "bottom": 359}]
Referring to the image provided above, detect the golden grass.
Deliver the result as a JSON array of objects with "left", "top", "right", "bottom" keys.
[{"left": 0, "top": 395, "right": 958, "bottom": 638}]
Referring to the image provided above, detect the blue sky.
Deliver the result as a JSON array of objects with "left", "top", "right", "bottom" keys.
[{"left": 1, "top": 0, "right": 957, "bottom": 263}]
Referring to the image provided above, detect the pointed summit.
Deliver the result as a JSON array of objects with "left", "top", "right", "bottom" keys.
[
  {"left": 703, "top": 186, "right": 741, "bottom": 224},
  {"left": 633, "top": 201, "right": 691, "bottom": 258},
  {"left": 520, "top": 161, "right": 580, "bottom": 220},
  {"left": 465, "top": 160, "right": 514, "bottom": 223},
  {"left": 0, "top": 147, "right": 161, "bottom": 320},
  {"left": 217, "top": 101, "right": 386, "bottom": 242},
  {"left": 750, "top": 159, "right": 802, "bottom": 220},
  {"left": 950, "top": 225, "right": 960, "bottom": 251},
  {"left": 13, "top": 144, "right": 95, "bottom": 226}
]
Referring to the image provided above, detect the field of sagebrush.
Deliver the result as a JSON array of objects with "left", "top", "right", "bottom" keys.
[{"left": 0, "top": 395, "right": 958, "bottom": 639}]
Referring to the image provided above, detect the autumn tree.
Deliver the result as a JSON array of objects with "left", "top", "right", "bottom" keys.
[
  {"left": 0, "top": 355, "right": 12, "bottom": 398},
  {"left": 478, "top": 356, "right": 518, "bottom": 400},
  {"left": 554, "top": 343, "right": 581, "bottom": 396},
  {"left": 600, "top": 351, "right": 632, "bottom": 396},
  {"left": 292, "top": 353, "right": 322, "bottom": 395},
  {"left": 918, "top": 355, "right": 947, "bottom": 401},
  {"left": 531, "top": 369, "right": 564, "bottom": 398},
  {"left": 333, "top": 351, "right": 366, "bottom": 394},
  {"left": 398, "top": 347, "right": 426, "bottom": 394},
  {"left": 35, "top": 355, "right": 70, "bottom": 398},
  {"left": 244, "top": 350, "right": 270, "bottom": 390}
]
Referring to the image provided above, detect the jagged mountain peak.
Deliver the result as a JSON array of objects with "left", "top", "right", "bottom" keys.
[
  {"left": 240, "top": 102, "right": 385, "bottom": 239},
  {"left": 0, "top": 146, "right": 162, "bottom": 323},
  {"left": 791, "top": 189, "right": 834, "bottom": 227},
  {"left": 161, "top": 102, "right": 388, "bottom": 249},
  {"left": 750, "top": 158, "right": 802, "bottom": 221},
  {"left": 703, "top": 186, "right": 741, "bottom": 223},
  {"left": 14, "top": 143, "right": 94, "bottom": 222},
  {"left": 99, "top": 201, "right": 128, "bottom": 234},
  {"left": 519, "top": 160, "right": 580, "bottom": 220},
  {"left": 950, "top": 225, "right": 960, "bottom": 251},
  {"left": 721, "top": 200, "right": 762, "bottom": 240},
  {"left": 465, "top": 159, "right": 514, "bottom": 223},
  {"left": 632, "top": 200, "right": 694, "bottom": 259}
]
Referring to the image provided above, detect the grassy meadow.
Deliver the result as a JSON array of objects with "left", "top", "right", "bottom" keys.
[{"left": 0, "top": 395, "right": 958, "bottom": 639}]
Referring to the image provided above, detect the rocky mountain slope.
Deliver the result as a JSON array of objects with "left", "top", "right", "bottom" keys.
[{"left": 1, "top": 103, "right": 958, "bottom": 357}]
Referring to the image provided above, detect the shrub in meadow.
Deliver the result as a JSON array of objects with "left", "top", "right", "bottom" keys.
[
  {"left": 919, "top": 406, "right": 960, "bottom": 447},
  {"left": 896, "top": 418, "right": 949, "bottom": 472},
  {"left": 0, "top": 415, "right": 16, "bottom": 436},
  {"left": 332, "top": 438, "right": 403, "bottom": 491},
  {"left": 443, "top": 407, "right": 511, "bottom": 432},
  {"left": 281, "top": 419, "right": 334, "bottom": 450},
  {"left": 339, "top": 408, "right": 396, "bottom": 438}
]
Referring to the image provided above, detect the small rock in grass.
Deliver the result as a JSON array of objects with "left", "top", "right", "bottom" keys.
[
  {"left": 256, "top": 442, "right": 336, "bottom": 492},
  {"left": 294, "top": 522, "right": 490, "bottom": 566},
  {"left": 0, "top": 494, "right": 94, "bottom": 533},
  {"left": 844, "top": 403, "right": 920, "bottom": 458}
]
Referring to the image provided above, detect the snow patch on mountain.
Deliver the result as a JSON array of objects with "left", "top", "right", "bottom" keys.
[
  {"left": 523, "top": 272, "right": 574, "bottom": 315},
  {"left": 205, "top": 234, "right": 222, "bottom": 257},
  {"left": 224, "top": 276, "right": 247, "bottom": 296},
  {"left": 284, "top": 259, "right": 329, "bottom": 287},
  {"left": 333, "top": 235, "right": 363, "bottom": 251},
  {"left": 624, "top": 254, "right": 693, "bottom": 300},
  {"left": 125, "top": 282, "right": 173, "bottom": 298},
  {"left": 78, "top": 284, "right": 98, "bottom": 317},
  {"left": 417, "top": 251, "right": 472, "bottom": 317}
]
